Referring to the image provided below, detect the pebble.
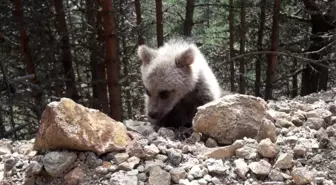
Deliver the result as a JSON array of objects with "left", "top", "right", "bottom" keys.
[
  {"left": 257, "top": 138, "right": 280, "bottom": 158},
  {"left": 274, "top": 153, "right": 293, "bottom": 169},
  {"left": 248, "top": 159, "right": 271, "bottom": 176},
  {"left": 167, "top": 148, "right": 182, "bottom": 166}
]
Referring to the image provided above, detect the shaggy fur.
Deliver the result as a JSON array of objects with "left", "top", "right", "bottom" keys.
[{"left": 138, "top": 38, "right": 221, "bottom": 128}]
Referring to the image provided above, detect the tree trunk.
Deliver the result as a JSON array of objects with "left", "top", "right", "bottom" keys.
[
  {"left": 86, "top": 0, "right": 108, "bottom": 113},
  {"left": 119, "top": 0, "right": 132, "bottom": 119},
  {"left": 265, "top": 0, "right": 281, "bottom": 100},
  {"left": 228, "top": 0, "right": 235, "bottom": 92},
  {"left": 183, "top": 0, "right": 195, "bottom": 36},
  {"left": 291, "top": 59, "right": 298, "bottom": 98},
  {"left": 12, "top": 0, "right": 41, "bottom": 113},
  {"left": 101, "top": 0, "right": 122, "bottom": 121},
  {"left": 134, "top": 0, "right": 145, "bottom": 114},
  {"left": 53, "top": 0, "right": 79, "bottom": 101},
  {"left": 300, "top": 0, "right": 335, "bottom": 96},
  {"left": 155, "top": 0, "right": 163, "bottom": 47},
  {"left": 135, "top": 0, "right": 144, "bottom": 45},
  {"left": 239, "top": 0, "right": 246, "bottom": 94},
  {"left": 255, "top": 0, "right": 266, "bottom": 97}
]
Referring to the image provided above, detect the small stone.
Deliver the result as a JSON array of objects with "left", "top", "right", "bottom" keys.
[
  {"left": 276, "top": 119, "right": 294, "bottom": 128},
  {"left": 124, "top": 120, "right": 155, "bottom": 137},
  {"left": 179, "top": 179, "right": 190, "bottom": 185},
  {"left": 316, "top": 128, "right": 329, "bottom": 148},
  {"left": 284, "top": 136, "right": 298, "bottom": 145},
  {"left": 110, "top": 171, "right": 138, "bottom": 185},
  {"left": 268, "top": 168, "right": 284, "bottom": 181},
  {"left": 144, "top": 144, "right": 160, "bottom": 157},
  {"left": 144, "top": 160, "right": 165, "bottom": 172},
  {"left": 293, "top": 145, "right": 307, "bottom": 157},
  {"left": 274, "top": 153, "right": 293, "bottom": 169},
  {"left": 113, "top": 153, "right": 129, "bottom": 164},
  {"left": 291, "top": 167, "right": 313, "bottom": 185},
  {"left": 236, "top": 145, "right": 258, "bottom": 159},
  {"left": 203, "top": 174, "right": 212, "bottom": 182},
  {"left": 0, "top": 146, "right": 11, "bottom": 155},
  {"left": 189, "top": 165, "right": 207, "bottom": 178},
  {"left": 291, "top": 115, "right": 304, "bottom": 127},
  {"left": 43, "top": 151, "right": 77, "bottom": 177},
  {"left": 186, "top": 132, "right": 202, "bottom": 144},
  {"left": 4, "top": 157, "right": 17, "bottom": 172},
  {"left": 25, "top": 161, "right": 42, "bottom": 177},
  {"left": 330, "top": 160, "right": 336, "bottom": 171},
  {"left": 126, "top": 140, "right": 145, "bottom": 158},
  {"left": 187, "top": 174, "right": 194, "bottom": 181},
  {"left": 204, "top": 158, "right": 227, "bottom": 174},
  {"left": 167, "top": 148, "right": 182, "bottom": 166},
  {"left": 148, "top": 166, "right": 171, "bottom": 185},
  {"left": 157, "top": 127, "right": 175, "bottom": 140},
  {"left": 234, "top": 158, "right": 249, "bottom": 179},
  {"left": 205, "top": 138, "right": 218, "bottom": 148},
  {"left": 257, "top": 138, "right": 280, "bottom": 158},
  {"left": 64, "top": 167, "right": 85, "bottom": 185},
  {"left": 170, "top": 168, "right": 187, "bottom": 183},
  {"left": 305, "top": 118, "right": 324, "bottom": 130},
  {"left": 118, "top": 156, "right": 140, "bottom": 171},
  {"left": 138, "top": 172, "right": 147, "bottom": 182},
  {"left": 23, "top": 177, "right": 35, "bottom": 185},
  {"left": 156, "top": 154, "right": 168, "bottom": 162},
  {"left": 211, "top": 177, "right": 222, "bottom": 184},
  {"left": 310, "top": 153, "right": 323, "bottom": 163},
  {"left": 248, "top": 159, "right": 271, "bottom": 176},
  {"left": 203, "top": 144, "right": 242, "bottom": 159},
  {"left": 198, "top": 178, "right": 207, "bottom": 185}
]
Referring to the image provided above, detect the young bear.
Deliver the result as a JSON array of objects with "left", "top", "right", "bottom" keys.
[{"left": 138, "top": 38, "right": 221, "bottom": 128}]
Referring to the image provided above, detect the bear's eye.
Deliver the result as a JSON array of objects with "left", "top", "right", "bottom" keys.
[
  {"left": 159, "top": 90, "right": 170, "bottom": 99},
  {"left": 145, "top": 89, "right": 151, "bottom": 96}
]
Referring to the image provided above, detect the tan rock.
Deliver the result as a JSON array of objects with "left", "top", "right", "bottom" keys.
[
  {"left": 256, "top": 119, "right": 277, "bottom": 143},
  {"left": 203, "top": 140, "right": 244, "bottom": 159},
  {"left": 193, "top": 94, "right": 269, "bottom": 145},
  {"left": 291, "top": 167, "right": 313, "bottom": 185},
  {"left": 64, "top": 167, "right": 85, "bottom": 185},
  {"left": 257, "top": 138, "right": 280, "bottom": 158},
  {"left": 34, "top": 98, "right": 131, "bottom": 155}
]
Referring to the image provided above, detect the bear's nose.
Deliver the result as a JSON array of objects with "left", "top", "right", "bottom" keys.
[{"left": 148, "top": 112, "right": 160, "bottom": 119}]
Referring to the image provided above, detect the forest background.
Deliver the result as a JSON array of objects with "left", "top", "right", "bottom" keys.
[{"left": 0, "top": 0, "right": 335, "bottom": 140}]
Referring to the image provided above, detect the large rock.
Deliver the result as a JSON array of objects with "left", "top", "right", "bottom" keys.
[
  {"left": 34, "top": 98, "right": 131, "bottom": 155},
  {"left": 193, "top": 94, "right": 270, "bottom": 144}
]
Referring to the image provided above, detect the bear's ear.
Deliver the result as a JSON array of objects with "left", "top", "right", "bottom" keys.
[
  {"left": 138, "top": 45, "right": 157, "bottom": 65},
  {"left": 175, "top": 47, "right": 195, "bottom": 68}
]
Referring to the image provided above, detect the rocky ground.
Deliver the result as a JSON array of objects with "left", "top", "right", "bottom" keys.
[{"left": 1, "top": 89, "right": 336, "bottom": 185}]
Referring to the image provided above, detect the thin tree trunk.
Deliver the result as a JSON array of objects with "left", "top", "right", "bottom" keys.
[
  {"left": 119, "top": 0, "right": 132, "bottom": 119},
  {"left": 86, "top": 0, "right": 100, "bottom": 110},
  {"left": 96, "top": 0, "right": 109, "bottom": 113},
  {"left": 101, "top": 0, "right": 122, "bottom": 121},
  {"left": 255, "top": 0, "right": 266, "bottom": 97},
  {"left": 265, "top": 0, "right": 281, "bottom": 100},
  {"left": 135, "top": 0, "right": 144, "bottom": 45},
  {"left": 134, "top": 0, "right": 145, "bottom": 114},
  {"left": 155, "top": 0, "right": 163, "bottom": 47},
  {"left": 53, "top": 0, "right": 79, "bottom": 101},
  {"left": 239, "top": 0, "right": 246, "bottom": 94},
  {"left": 228, "top": 0, "right": 235, "bottom": 92},
  {"left": 12, "top": 0, "right": 41, "bottom": 113},
  {"left": 183, "top": 0, "right": 195, "bottom": 36},
  {"left": 291, "top": 59, "right": 298, "bottom": 98}
]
